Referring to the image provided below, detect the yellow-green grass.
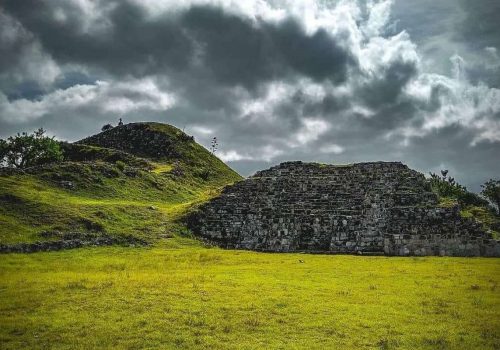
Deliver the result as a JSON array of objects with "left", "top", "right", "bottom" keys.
[
  {"left": 0, "top": 121, "right": 242, "bottom": 245},
  {"left": 0, "top": 243, "right": 499, "bottom": 350},
  {"left": 1, "top": 123, "right": 499, "bottom": 349},
  {"left": 151, "top": 163, "right": 174, "bottom": 174},
  {"left": 0, "top": 159, "right": 238, "bottom": 244},
  {"left": 437, "top": 197, "right": 500, "bottom": 239},
  {"left": 461, "top": 205, "right": 500, "bottom": 239}
]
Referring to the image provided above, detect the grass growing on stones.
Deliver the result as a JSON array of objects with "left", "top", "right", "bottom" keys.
[
  {"left": 461, "top": 205, "right": 500, "bottom": 239},
  {"left": 0, "top": 244, "right": 499, "bottom": 349}
]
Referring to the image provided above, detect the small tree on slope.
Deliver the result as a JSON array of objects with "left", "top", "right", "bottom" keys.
[
  {"left": 101, "top": 124, "right": 114, "bottom": 132},
  {"left": 0, "top": 128, "right": 63, "bottom": 168}
]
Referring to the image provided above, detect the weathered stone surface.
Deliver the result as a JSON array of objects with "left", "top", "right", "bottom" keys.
[
  {"left": 188, "top": 161, "right": 500, "bottom": 257},
  {"left": 77, "top": 122, "right": 193, "bottom": 160}
]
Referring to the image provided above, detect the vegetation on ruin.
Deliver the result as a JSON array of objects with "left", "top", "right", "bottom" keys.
[{"left": 429, "top": 171, "right": 500, "bottom": 238}]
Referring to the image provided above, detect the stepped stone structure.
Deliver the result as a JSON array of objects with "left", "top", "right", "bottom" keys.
[{"left": 188, "top": 161, "right": 500, "bottom": 257}]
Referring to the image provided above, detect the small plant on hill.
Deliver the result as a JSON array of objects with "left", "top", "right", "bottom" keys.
[
  {"left": 115, "top": 160, "right": 126, "bottom": 172},
  {"left": 0, "top": 128, "right": 63, "bottom": 168},
  {"left": 481, "top": 179, "right": 500, "bottom": 215},
  {"left": 101, "top": 124, "right": 114, "bottom": 132},
  {"left": 210, "top": 137, "right": 218, "bottom": 154},
  {"left": 195, "top": 169, "right": 212, "bottom": 181}
]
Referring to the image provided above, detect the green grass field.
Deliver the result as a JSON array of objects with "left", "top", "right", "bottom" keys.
[
  {"left": 1, "top": 240, "right": 499, "bottom": 349},
  {"left": 1, "top": 123, "right": 499, "bottom": 349}
]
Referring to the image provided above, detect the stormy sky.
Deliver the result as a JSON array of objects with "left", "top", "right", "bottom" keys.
[{"left": 1, "top": 0, "right": 499, "bottom": 191}]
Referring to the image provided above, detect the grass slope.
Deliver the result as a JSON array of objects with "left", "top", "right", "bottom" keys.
[
  {"left": 0, "top": 244, "right": 499, "bottom": 349},
  {"left": 0, "top": 122, "right": 241, "bottom": 244}
]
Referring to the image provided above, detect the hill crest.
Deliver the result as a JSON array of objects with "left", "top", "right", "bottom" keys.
[{"left": 77, "top": 122, "right": 197, "bottom": 161}]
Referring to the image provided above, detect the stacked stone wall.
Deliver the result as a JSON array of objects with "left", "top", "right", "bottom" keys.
[{"left": 188, "top": 161, "right": 500, "bottom": 257}]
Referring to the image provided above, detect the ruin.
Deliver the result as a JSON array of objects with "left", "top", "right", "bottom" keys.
[{"left": 188, "top": 161, "right": 500, "bottom": 257}]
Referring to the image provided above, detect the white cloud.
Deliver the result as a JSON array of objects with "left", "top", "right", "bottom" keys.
[
  {"left": 218, "top": 144, "right": 283, "bottom": 162},
  {"left": 320, "top": 143, "right": 345, "bottom": 154},
  {"left": 485, "top": 47, "right": 497, "bottom": 55},
  {"left": 290, "top": 118, "right": 331, "bottom": 147},
  {"left": 240, "top": 82, "right": 293, "bottom": 121},
  {"left": 392, "top": 68, "right": 500, "bottom": 144},
  {"left": 190, "top": 125, "right": 214, "bottom": 135},
  {"left": 0, "top": 78, "right": 176, "bottom": 124},
  {"left": 1, "top": 0, "right": 499, "bottom": 190},
  {"left": 218, "top": 150, "right": 253, "bottom": 162},
  {"left": 260, "top": 144, "right": 285, "bottom": 162},
  {"left": 362, "top": 0, "right": 394, "bottom": 38}
]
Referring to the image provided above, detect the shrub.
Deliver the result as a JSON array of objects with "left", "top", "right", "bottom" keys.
[
  {"left": 459, "top": 191, "right": 489, "bottom": 207},
  {"left": 0, "top": 128, "right": 63, "bottom": 168},
  {"left": 180, "top": 133, "right": 195, "bottom": 142},
  {"left": 429, "top": 171, "right": 489, "bottom": 207},
  {"left": 101, "top": 124, "right": 114, "bottom": 132},
  {"left": 115, "top": 160, "right": 126, "bottom": 172},
  {"left": 195, "top": 169, "right": 211, "bottom": 181}
]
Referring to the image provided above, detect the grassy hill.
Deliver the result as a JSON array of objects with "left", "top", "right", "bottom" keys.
[
  {"left": 0, "top": 122, "right": 241, "bottom": 246},
  {"left": 0, "top": 122, "right": 499, "bottom": 349}
]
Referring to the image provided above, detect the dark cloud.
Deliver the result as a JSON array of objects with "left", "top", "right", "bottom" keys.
[
  {"left": 229, "top": 124, "right": 498, "bottom": 193},
  {"left": 1, "top": 0, "right": 193, "bottom": 77},
  {"left": 403, "top": 126, "right": 500, "bottom": 192},
  {"left": 393, "top": 0, "right": 500, "bottom": 87},
  {"left": 456, "top": 0, "right": 500, "bottom": 88},
  {"left": 0, "top": 9, "right": 59, "bottom": 95},
  {"left": 0, "top": 11, "right": 29, "bottom": 76},
  {"left": 54, "top": 71, "right": 97, "bottom": 91},
  {"left": 2, "top": 0, "right": 353, "bottom": 90},
  {"left": 266, "top": 19, "right": 354, "bottom": 84},
  {"left": 5, "top": 80, "right": 45, "bottom": 101},
  {"left": 465, "top": 63, "right": 500, "bottom": 89},
  {"left": 357, "top": 60, "right": 418, "bottom": 108},
  {"left": 456, "top": 0, "right": 500, "bottom": 50},
  {"left": 0, "top": 0, "right": 499, "bottom": 193}
]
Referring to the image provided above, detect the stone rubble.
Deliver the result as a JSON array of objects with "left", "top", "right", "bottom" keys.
[{"left": 188, "top": 161, "right": 500, "bottom": 257}]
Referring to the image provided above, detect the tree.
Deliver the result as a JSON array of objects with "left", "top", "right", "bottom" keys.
[
  {"left": 0, "top": 128, "right": 63, "bottom": 168},
  {"left": 481, "top": 179, "right": 500, "bottom": 215},
  {"left": 101, "top": 124, "right": 114, "bottom": 132},
  {"left": 0, "top": 139, "right": 8, "bottom": 167}
]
